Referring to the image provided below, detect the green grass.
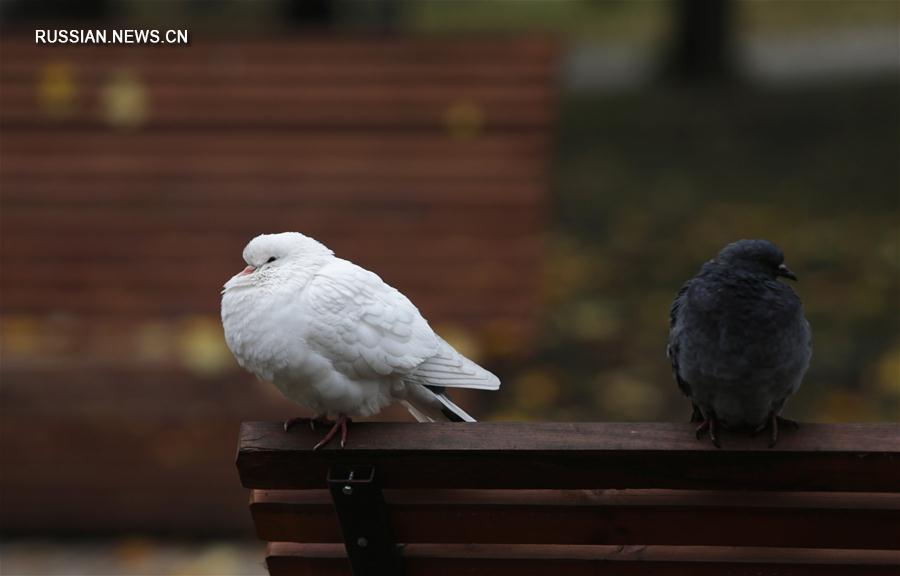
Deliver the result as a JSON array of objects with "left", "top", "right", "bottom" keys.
[{"left": 406, "top": 0, "right": 897, "bottom": 40}]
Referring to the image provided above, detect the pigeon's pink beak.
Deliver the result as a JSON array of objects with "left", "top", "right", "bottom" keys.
[{"left": 238, "top": 265, "right": 256, "bottom": 276}]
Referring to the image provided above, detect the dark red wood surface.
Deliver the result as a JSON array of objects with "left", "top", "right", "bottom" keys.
[
  {"left": 242, "top": 423, "right": 900, "bottom": 573},
  {"left": 0, "top": 35, "right": 558, "bottom": 128},
  {"left": 0, "top": 36, "right": 555, "bottom": 327},
  {"left": 237, "top": 421, "right": 900, "bottom": 492},
  {"left": 265, "top": 543, "right": 900, "bottom": 576},
  {"left": 250, "top": 488, "right": 900, "bottom": 550}
]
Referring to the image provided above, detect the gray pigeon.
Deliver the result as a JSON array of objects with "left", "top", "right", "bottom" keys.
[{"left": 667, "top": 239, "right": 811, "bottom": 447}]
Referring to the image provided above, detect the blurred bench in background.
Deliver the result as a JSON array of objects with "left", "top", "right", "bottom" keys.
[
  {"left": 237, "top": 422, "right": 900, "bottom": 576},
  {"left": 0, "top": 36, "right": 555, "bottom": 323},
  {"left": 0, "top": 35, "right": 558, "bottom": 535}
]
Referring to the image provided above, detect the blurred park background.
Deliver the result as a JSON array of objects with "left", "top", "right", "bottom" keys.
[{"left": 1, "top": 0, "right": 898, "bottom": 574}]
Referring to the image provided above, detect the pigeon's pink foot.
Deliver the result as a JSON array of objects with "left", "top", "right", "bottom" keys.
[
  {"left": 283, "top": 414, "right": 331, "bottom": 432},
  {"left": 695, "top": 414, "right": 721, "bottom": 448},
  {"left": 313, "top": 414, "right": 351, "bottom": 450},
  {"left": 767, "top": 413, "right": 799, "bottom": 448}
]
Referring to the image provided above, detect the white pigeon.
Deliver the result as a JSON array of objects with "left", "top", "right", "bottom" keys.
[{"left": 221, "top": 232, "right": 501, "bottom": 449}]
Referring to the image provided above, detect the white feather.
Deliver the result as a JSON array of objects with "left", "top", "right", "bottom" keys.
[{"left": 221, "top": 232, "right": 501, "bottom": 421}]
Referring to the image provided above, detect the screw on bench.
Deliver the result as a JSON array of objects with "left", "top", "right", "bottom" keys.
[{"left": 327, "top": 465, "right": 403, "bottom": 575}]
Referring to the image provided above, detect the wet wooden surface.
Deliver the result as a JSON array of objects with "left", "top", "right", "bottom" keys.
[
  {"left": 265, "top": 543, "right": 900, "bottom": 576},
  {"left": 237, "top": 421, "right": 900, "bottom": 492},
  {"left": 250, "top": 488, "right": 900, "bottom": 550},
  {"left": 240, "top": 422, "right": 900, "bottom": 575}
]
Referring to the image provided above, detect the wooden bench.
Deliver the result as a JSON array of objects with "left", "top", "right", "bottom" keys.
[
  {"left": 0, "top": 35, "right": 557, "bottom": 534},
  {"left": 237, "top": 421, "right": 900, "bottom": 575}
]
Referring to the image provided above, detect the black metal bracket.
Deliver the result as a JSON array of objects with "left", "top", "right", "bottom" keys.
[{"left": 327, "top": 465, "right": 404, "bottom": 576}]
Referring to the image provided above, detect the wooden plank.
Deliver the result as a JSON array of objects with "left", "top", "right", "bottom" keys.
[
  {"left": 0, "top": 131, "right": 546, "bottom": 154},
  {"left": 0, "top": 220, "right": 540, "bottom": 241},
  {"left": 0, "top": 108, "right": 553, "bottom": 129},
  {"left": 0, "top": 178, "right": 545, "bottom": 206},
  {"left": 0, "top": 84, "right": 553, "bottom": 108},
  {"left": 0, "top": 44, "right": 557, "bottom": 74},
  {"left": 0, "top": 63, "right": 554, "bottom": 84},
  {"left": 237, "top": 422, "right": 900, "bottom": 492},
  {"left": 0, "top": 35, "right": 558, "bottom": 61},
  {"left": 250, "top": 488, "right": 900, "bottom": 550},
  {"left": 0, "top": 154, "right": 544, "bottom": 179},
  {"left": 0, "top": 131, "right": 547, "bottom": 153},
  {"left": 0, "top": 215, "right": 539, "bottom": 237},
  {"left": 266, "top": 543, "right": 900, "bottom": 576},
  {"left": 0, "top": 83, "right": 552, "bottom": 100},
  {"left": 0, "top": 205, "right": 540, "bottom": 232},
  {"left": 0, "top": 89, "right": 555, "bottom": 128},
  {"left": 0, "top": 108, "right": 553, "bottom": 130}
]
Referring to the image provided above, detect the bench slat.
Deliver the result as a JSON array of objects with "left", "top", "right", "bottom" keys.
[
  {"left": 250, "top": 488, "right": 900, "bottom": 550},
  {"left": 0, "top": 157, "right": 544, "bottom": 178},
  {"left": 0, "top": 178, "right": 545, "bottom": 205},
  {"left": 0, "top": 62, "right": 554, "bottom": 83},
  {"left": 0, "top": 97, "right": 551, "bottom": 125},
  {"left": 265, "top": 543, "right": 900, "bottom": 576},
  {"left": 0, "top": 131, "right": 548, "bottom": 153},
  {"left": 237, "top": 422, "right": 900, "bottom": 492}
]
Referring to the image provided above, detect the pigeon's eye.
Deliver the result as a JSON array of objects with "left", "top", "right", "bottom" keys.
[{"left": 266, "top": 256, "right": 277, "bottom": 264}]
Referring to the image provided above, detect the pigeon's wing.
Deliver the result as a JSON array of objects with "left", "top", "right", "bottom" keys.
[
  {"left": 669, "top": 281, "right": 689, "bottom": 331},
  {"left": 305, "top": 259, "right": 501, "bottom": 393},
  {"left": 303, "top": 259, "right": 440, "bottom": 379},
  {"left": 405, "top": 334, "right": 500, "bottom": 390},
  {"left": 667, "top": 281, "right": 693, "bottom": 399}
]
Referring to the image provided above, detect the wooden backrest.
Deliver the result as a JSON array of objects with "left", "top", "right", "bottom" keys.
[
  {"left": 0, "top": 35, "right": 556, "bottom": 335},
  {"left": 237, "top": 421, "right": 900, "bottom": 576}
]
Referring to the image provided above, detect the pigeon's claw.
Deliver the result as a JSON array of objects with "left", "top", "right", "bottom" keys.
[
  {"left": 709, "top": 424, "right": 721, "bottom": 448},
  {"left": 313, "top": 414, "right": 351, "bottom": 450},
  {"left": 767, "top": 414, "right": 799, "bottom": 448},
  {"left": 695, "top": 415, "right": 721, "bottom": 448},
  {"left": 694, "top": 419, "right": 709, "bottom": 440},
  {"left": 339, "top": 417, "right": 349, "bottom": 448}
]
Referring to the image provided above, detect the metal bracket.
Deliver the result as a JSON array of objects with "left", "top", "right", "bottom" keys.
[{"left": 327, "top": 465, "right": 403, "bottom": 576}]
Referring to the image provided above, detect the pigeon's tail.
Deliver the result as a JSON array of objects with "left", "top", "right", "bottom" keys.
[
  {"left": 401, "top": 384, "right": 476, "bottom": 423},
  {"left": 432, "top": 390, "right": 477, "bottom": 422}
]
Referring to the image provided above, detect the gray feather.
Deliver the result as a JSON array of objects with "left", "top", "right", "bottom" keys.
[{"left": 668, "top": 239, "right": 812, "bottom": 429}]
